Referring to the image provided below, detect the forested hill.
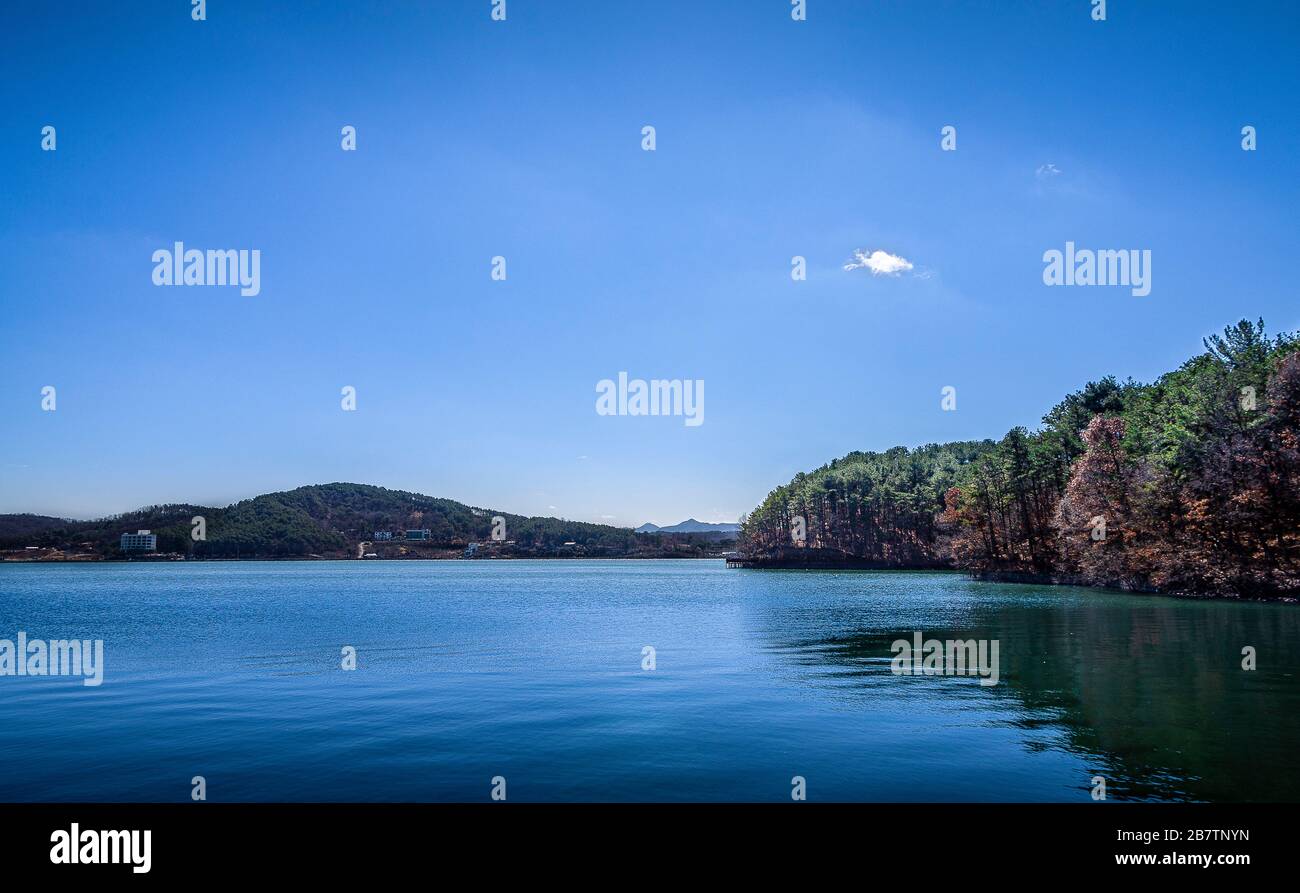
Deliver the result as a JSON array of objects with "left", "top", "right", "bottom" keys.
[
  {"left": 737, "top": 441, "right": 998, "bottom": 568},
  {"left": 0, "top": 483, "right": 727, "bottom": 559},
  {"left": 739, "top": 320, "right": 1300, "bottom": 599}
]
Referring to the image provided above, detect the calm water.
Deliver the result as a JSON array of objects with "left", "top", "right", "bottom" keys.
[{"left": 1, "top": 560, "right": 1297, "bottom": 802}]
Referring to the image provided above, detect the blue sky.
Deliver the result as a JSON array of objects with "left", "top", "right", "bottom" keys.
[{"left": 1, "top": 0, "right": 1297, "bottom": 524}]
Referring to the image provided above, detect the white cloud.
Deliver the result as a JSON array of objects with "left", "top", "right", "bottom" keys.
[
  {"left": 843, "top": 248, "right": 914, "bottom": 276},
  {"left": 1036, "top": 163, "right": 1062, "bottom": 178}
]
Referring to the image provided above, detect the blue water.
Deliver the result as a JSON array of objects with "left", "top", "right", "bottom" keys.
[{"left": 1, "top": 560, "right": 1297, "bottom": 802}]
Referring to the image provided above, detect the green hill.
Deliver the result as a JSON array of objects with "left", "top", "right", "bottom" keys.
[
  {"left": 0, "top": 514, "right": 75, "bottom": 541},
  {"left": 0, "top": 483, "right": 729, "bottom": 560}
]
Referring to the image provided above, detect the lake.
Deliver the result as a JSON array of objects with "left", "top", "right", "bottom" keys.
[{"left": 1, "top": 560, "right": 1297, "bottom": 802}]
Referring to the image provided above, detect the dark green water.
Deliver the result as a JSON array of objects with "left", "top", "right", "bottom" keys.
[{"left": 0, "top": 560, "right": 1296, "bottom": 801}]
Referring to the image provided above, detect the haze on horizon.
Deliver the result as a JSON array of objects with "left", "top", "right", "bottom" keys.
[{"left": 1, "top": 1, "right": 1297, "bottom": 525}]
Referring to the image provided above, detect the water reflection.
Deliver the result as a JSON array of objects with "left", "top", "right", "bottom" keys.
[{"left": 745, "top": 575, "right": 1300, "bottom": 802}]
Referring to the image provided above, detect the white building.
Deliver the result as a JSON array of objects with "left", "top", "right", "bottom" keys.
[{"left": 121, "top": 530, "right": 157, "bottom": 552}]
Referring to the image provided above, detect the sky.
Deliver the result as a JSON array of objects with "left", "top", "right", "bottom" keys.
[{"left": 1, "top": 0, "right": 1297, "bottom": 526}]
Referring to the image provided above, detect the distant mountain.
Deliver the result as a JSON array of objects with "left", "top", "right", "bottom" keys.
[
  {"left": 0, "top": 484, "right": 734, "bottom": 560},
  {"left": 636, "top": 518, "right": 740, "bottom": 534}
]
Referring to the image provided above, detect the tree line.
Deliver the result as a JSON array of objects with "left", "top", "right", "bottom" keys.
[{"left": 739, "top": 320, "right": 1300, "bottom": 598}]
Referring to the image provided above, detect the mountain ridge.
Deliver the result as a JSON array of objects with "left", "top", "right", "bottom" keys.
[
  {"left": 636, "top": 518, "right": 741, "bottom": 534},
  {"left": 0, "top": 483, "right": 733, "bottom": 560}
]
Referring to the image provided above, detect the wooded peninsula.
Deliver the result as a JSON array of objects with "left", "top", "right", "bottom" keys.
[{"left": 737, "top": 319, "right": 1300, "bottom": 600}]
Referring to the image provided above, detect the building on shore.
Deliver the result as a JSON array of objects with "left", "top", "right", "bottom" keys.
[
  {"left": 120, "top": 530, "right": 157, "bottom": 552},
  {"left": 405, "top": 529, "right": 432, "bottom": 541}
]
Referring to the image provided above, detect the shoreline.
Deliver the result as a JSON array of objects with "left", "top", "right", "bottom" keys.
[
  {"left": 0, "top": 554, "right": 730, "bottom": 564},
  {"left": 5, "top": 554, "right": 1295, "bottom": 603},
  {"left": 728, "top": 558, "right": 1298, "bottom": 604}
]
